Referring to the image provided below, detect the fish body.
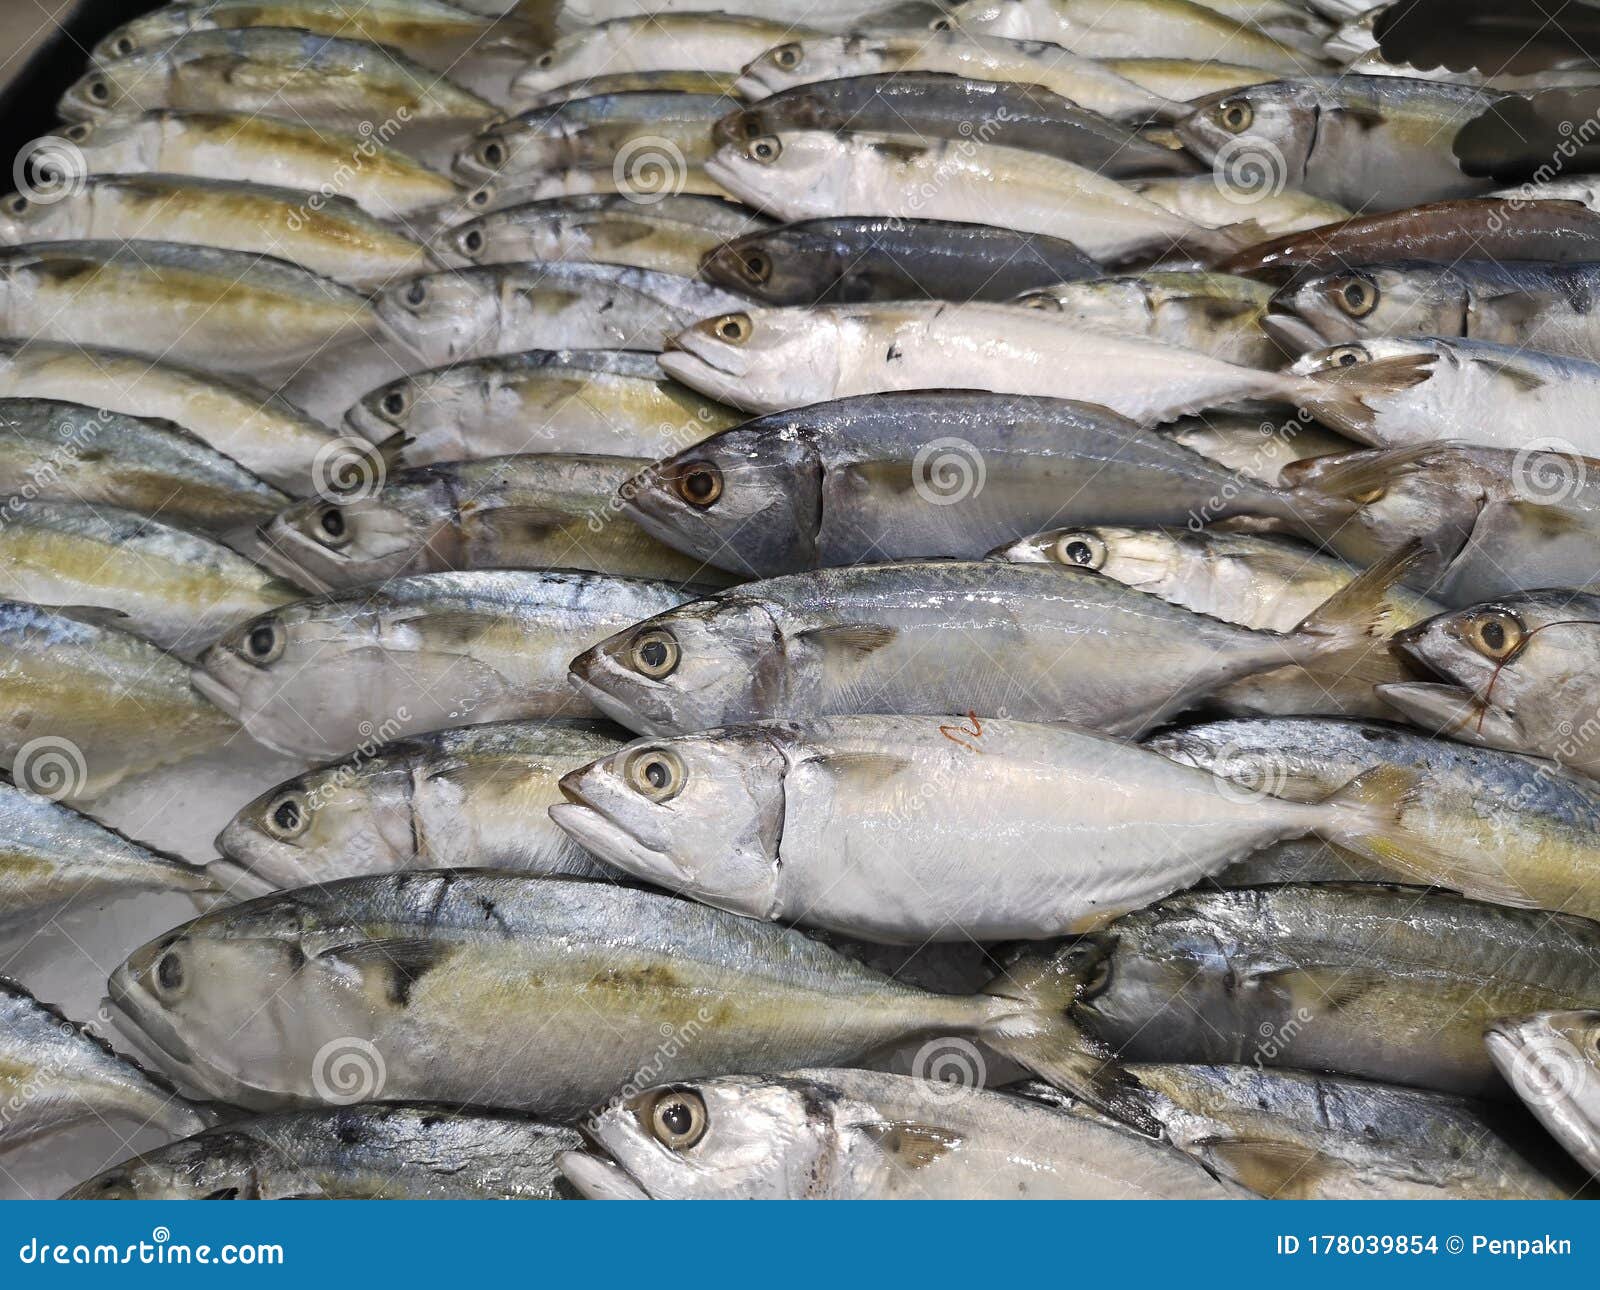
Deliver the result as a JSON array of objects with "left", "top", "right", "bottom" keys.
[
  {"left": 1129, "top": 175, "right": 1348, "bottom": 238},
  {"left": 518, "top": 71, "right": 741, "bottom": 108},
  {"left": 1155, "top": 409, "right": 1355, "bottom": 486}
]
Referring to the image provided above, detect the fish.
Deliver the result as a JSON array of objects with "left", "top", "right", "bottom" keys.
[
  {"left": 1387, "top": 590, "right": 1600, "bottom": 782},
  {"left": 1290, "top": 336, "right": 1600, "bottom": 453},
  {"left": 1222, "top": 198, "right": 1600, "bottom": 278},
  {"left": 716, "top": 73, "right": 1202, "bottom": 179},
  {"left": 734, "top": 31, "right": 1183, "bottom": 121},
  {"left": 0, "top": 242, "right": 381, "bottom": 386},
  {"left": 658, "top": 302, "right": 1312, "bottom": 419},
  {"left": 1015, "top": 272, "right": 1282, "bottom": 367},
  {"left": 517, "top": 70, "right": 742, "bottom": 108},
  {"left": 1486, "top": 1011, "right": 1600, "bottom": 1177},
  {"left": 1146, "top": 715, "right": 1600, "bottom": 917},
  {"left": 0, "top": 397, "right": 290, "bottom": 541},
  {"left": 699, "top": 217, "right": 1097, "bottom": 305},
  {"left": 564, "top": 1069, "right": 1241, "bottom": 1200},
  {"left": 551, "top": 713, "right": 1438, "bottom": 942},
  {"left": 107, "top": 869, "right": 1130, "bottom": 1119},
  {"left": 63, "top": 1103, "right": 582, "bottom": 1200},
  {"left": 257, "top": 453, "right": 729, "bottom": 590},
  {"left": 0, "top": 600, "right": 241, "bottom": 799},
  {"left": 1024, "top": 1066, "right": 1590, "bottom": 1199},
  {"left": 216, "top": 720, "right": 621, "bottom": 888},
  {"left": 0, "top": 780, "right": 219, "bottom": 928},
  {"left": 557, "top": 0, "right": 934, "bottom": 24},
  {"left": 190, "top": 570, "right": 700, "bottom": 758},
  {"left": 434, "top": 194, "right": 768, "bottom": 277},
  {"left": 1050, "top": 883, "right": 1600, "bottom": 1097},
  {"left": 0, "top": 342, "right": 354, "bottom": 496},
  {"left": 512, "top": 15, "right": 821, "bottom": 98},
  {"left": 0, "top": 175, "right": 439, "bottom": 288},
  {"left": 1128, "top": 175, "right": 1349, "bottom": 238},
  {"left": 57, "top": 110, "right": 462, "bottom": 221},
  {"left": 1, "top": 979, "right": 210, "bottom": 1151},
  {"left": 1099, "top": 56, "right": 1275, "bottom": 102},
  {"left": 343, "top": 349, "right": 737, "bottom": 467},
  {"left": 943, "top": 0, "right": 1321, "bottom": 70},
  {"left": 0, "top": 501, "right": 302, "bottom": 655},
  {"left": 1175, "top": 76, "right": 1502, "bottom": 210},
  {"left": 1154, "top": 409, "right": 1356, "bottom": 485},
  {"left": 1265, "top": 260, "right": 1600, "bottom": 362},
  {"left": 617, "top": 391, "right": 1313, "bottom": 576},
  {"left": 565, "top": 550, "right": 1410, "bottom": 737}
]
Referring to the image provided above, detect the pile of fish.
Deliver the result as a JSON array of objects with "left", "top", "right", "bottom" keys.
[{"left": 8, "top": 0, "right": 1600, "bottom": 1201}]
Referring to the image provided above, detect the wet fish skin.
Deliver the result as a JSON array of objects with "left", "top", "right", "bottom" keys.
[
  {"left": 568, "top": 1069, "right": 1240, "bottom": 1200},
  {"left": 216, "top": 720, "right": 621, "bottom": 889},
  {"left": 1486, "top": 1011, "right": 1600, "bottom": 1177},
  {"left": 1, "top": 978, "right": 210, "bottom": 1150},
  {"left": 517, "top": 70, "right": 741, "bottom": 108},
  {"left": 1154, "top": 409, "right": 1356, "bottom": 486},
  {"left": 258, "top": 453, "right": 728, "bottom": 590},
  {"left": 699, "top": 217, "right": 1097, "bottom": 305},
  {"left": 1056, "top": 883, "right": 1600, "bottom": 1097},
  {"left": 1128, "top": 175, "right": 1348, "bottom": 239},
  {"left": 618, "top": 392, "right": 1306, "bottom": 576},
  {"left": 64, "top": 1103, "right": 582, "bottom": 1200},
  {"left": 343, "top": 349, "right": 737, "bottom": 467},
  {"left": 190, "top": 570, "right": 700, "bottom": 759}
]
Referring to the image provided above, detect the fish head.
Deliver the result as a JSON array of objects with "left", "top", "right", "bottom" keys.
[
  {"left": 55, "top": 115, "right": 154, "bottom": 173},
  {"left": 0, "top": 188, "right": 79, "bottom": 245},
  {"left": 659, "top": 307, "right": 843, "bottom": 411},
  {"left": 735, "top": 36, "right": 884, "bottom": 98},
  {"left": 619, "top": 425, "right": 824, "bottom": 575},
  {"left": 706, "top": 130, "right": 848, "bottom": 218},
  {"left": 1486, "top": 1010, "right": 1600, "bottom": 1134},
  {"left": 1175, "top": 83, "right": 1314, "bottom": 188},
  {"left": 569, "top": 597, "right": 788, "bottom": 734},
  {"left": 429, "top": 213, "right": 505, "bottom": 268},
  {"left": 579, "top": 1075, "right": 843, "bottom": 1199},
  {"left": 698, "top": 228, "right": 842, "bottom": 305},
  {"left": 452, "top": 120, "right": 526, "bottom": 185},
  {"left": 989, "top": 525, "right": 1186, "bottom": 591},
  {"left": 59, "top": 51, "right": 169, "bottom": 122},
  {"left": 346, "top": 373, "right": 433, "bottom": 448},
  {"left": 510, "top": 31, "right": 598, "bottom": 97},
  {"left": 1267, "top": 266, "right": 1468, "bottom": 352},
  {"left": 92, "top": 11, "right": 192, "bottom": 63},
  {"left": 550, "top": 728, "right": 787, "bottom": 912},
  {"left": 1288, "top": 337, "right": 1442, "bottom": 438},
  {"left": 374, "top": 271, "right": 501, "bottom": 369},
  {"left": 257, "top": 491, "right": 432, "bottom": 591}
]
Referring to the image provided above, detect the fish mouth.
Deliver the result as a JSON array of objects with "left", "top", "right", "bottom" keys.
[
  {"left": 249, "top": 527, "right": 336, "bottom": 595},
  {"left": 1260, "top": 310, "right": 1329, "bottom": 354},
  {"left": 189, "top": 667, "right": 244, "bottom": 720},
  {"left": 558, "top": 1150, "right": 650, "bottom": 1200},
  {"left": 547, "top": 801, "right": 692, "bottom": 883},
  {"left": 108, "top": 970, "right": 197, "bottom": 1071}
]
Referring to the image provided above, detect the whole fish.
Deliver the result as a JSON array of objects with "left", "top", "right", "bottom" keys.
[
  {"left": 0, "top": 600, "right": 240, "bottom": 798},
  {"left": 343, "top": 350, "right": 737, "bottom": 466},
  {"left": 257, "top": 454, "right": 726, "bottom": 590},
  {"left": 518, "top": 71, "right": 741, "bottom": 108},
  {"left": 1, "top": 980, "right": 209, "bottom": 1150},
  {"left": 1290, "top": 336, "right": 1600, "bottom": 453},
  {"left": 0, "top": 398, "right": 290, "bottom": 540},
  {"left": 699, "top": 217, "right": 1097, "bottom": 305},
  {"left": 1388, "top": 590, "right": 1600, "bottom": 782},
  {"left": 1129, "top": 175, "right": 1349, "bottom": 238},
  {"left": 190, "top": 570, "right": 699, "bottom": 758},
  {"left": 658, "top": 302, "right": 1311, "bottom": 419},
  {"left": 1176, "top": 76, "right": 1501, "bottom": 210},
  {"left": 1035, "top": 1066, "right": 1589, "bottom": 1199},
  {"left": 717, "top": 74, "right": 1201, "bottom": 180},
  {"left": 0, "top": 342, "right": 354, "bottom": 496},
  {"left": 58, "top": 110, "right": 462, "bottom": 221},
  {"left": 617, "top": 392, "right": 1311, "bottom": 576},
  {"left": 1222, "top": 198, "right": 1600, "bottom": 278},
  {"left": 0, "top": 502, "right": 301, "bottom": 655},
  {"left": 552, "top": 714, "right": 1431, "bottom": 942},
  {"left": 434, "top": 195, "right": 767, "bottom": 277},
  {"left": 1016, "top": 272, "right": 1281, "bottom": 367},
  {"left": 709, "top": 131, "right": 1235, "bottom": 263},
  {"left": 512, "top": 15, "right": 821, "bottom": 98},
  {"left": 216, "top": 720, "right": 621, "bottom": 888},
  {"left": 64, "top": 1104, "right": 582, "bottom": 1200},
  {"left": 0, "top": 781, "right": 218, "bottom": 927},
  {"left": 566, "top": 552, "right": 1406, "bottom": 736},
  {"left": 1266, "top": 260, "right": 1600, "bottom": 362},
  {"left": 0, "top": 175, "right": 438, "bottom": 288},
  {"left": 565, "top": 1070, "right": 1240, "bottom": 1200},
  {"left": 735, "top": 31, "right": 1183, "bottom": 121},
  {"left": 1052, "top": 883, "right": 1600, "bottom": 1097},
  {"left": 0, "top": 241, "right": 380, "bottom": 386},
  {"left": 1486, "top": 1011, "right": 1600, "bottom": 1176},
  {"left": 107, "top": 870, "right": 1121, "bottom": 1117},
  {"left": 1147, "top": 716, "right": 1600, "bottom": 917}
]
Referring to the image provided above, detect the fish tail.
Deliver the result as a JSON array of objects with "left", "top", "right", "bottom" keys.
[
  {"left": 1283, "top": 539, "right": 1424, "bottom": 668},
  {"left": 1290, "top": 354, "right": 1439, "bottom": 441},
  {"left": 1279, "top": 440, "right": 1458, "bottom": 498}
]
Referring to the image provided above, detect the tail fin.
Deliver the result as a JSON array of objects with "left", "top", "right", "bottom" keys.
[
  {"left": 1291, "top": 354, "right": 1438, "bottom": 441},
  {"left": 1283, "top": 539, "right": 1425, "bottom": 668},
  {"left": 977, "top": 944, "right": 1163, "bottom": 1138},
  {"left": 1279, "top": 440, "right": 1462, "bottom": 498}
]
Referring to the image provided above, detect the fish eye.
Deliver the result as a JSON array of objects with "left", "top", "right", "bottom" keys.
[
  {"left": 403, "top": 280, "right": 428, "bottom": 308},
  {"left": 629, "top": 627, "right": 681, "bottom": 679},
  {"left": 87, "top": 79, "right": 111, "bottom": 104},
  {"left": 740, "top": 250, "right": 771, "bottom": 283},
  {"left": 1326, "top": 345, "right": 1367, "bottom": 369},
  {"left": 649, "top": 1088, "right": 707, "bottom": 1149},
  {"left": 748, "top": 135, "right": 781, "bottom": 163},
  {"left": 1019, "top": 292, "right": 1061, "bottom": 311},
  {"left": 6, "top": 196, "right": 27, "bottom": 215},
  {"left": 710, "top": 312, "right": 751, "bottom": 345},
  {"left": 239, "top": 618, "right": 285, "bottom": 666},
  {"left": 64, "top": 123, "right": 91, "bottom": 142},
  {"left": 930, "top": 16, "right": 951, "bottom": 29},
  {"left": 112, "top": 35, "right": 136, "bottom": 57},
  {"left": 264, "top": 790, "right": 310, "bottom": 840},
  {"left": 1465, "top": 609, "right": 1525, "bottom": 662},
  {"left": 1053, "top": 532, "right": 1106, "bottom": 569},
  {"left": 380, "top": 387, "right": 410, "bottom": 419},
  {"left": 675, "top": 461, "right": 723, "bottom": 508},
  {"left": 626, "top": 748, "right": 686, "bottom": 802},
  {"left": 771, "top": 42, "right": 803, "bottom": 69},
  {"left": 459, "top": 228, "right": 486, "bottom": 257},
  {"left": 1334, "top": 275, "right": 1379, "bottom": 318},
  {"left": 479, "top": 140, "right": 505, "bottom": 168},
  {"left": 470, "top": 186, "right": 492, "bottom": 207},
  {"left": 1218, "top": 99, "right": 1252, "bottom": 132},
  {"left": 154, "top": 949, "right": 185, "bottom": 999},
  {"left": 314, "top": 505, "right": 349, "bottom": 547},
  {"left": 536, "top": 52, "right": 554, "bottom": 68}
]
